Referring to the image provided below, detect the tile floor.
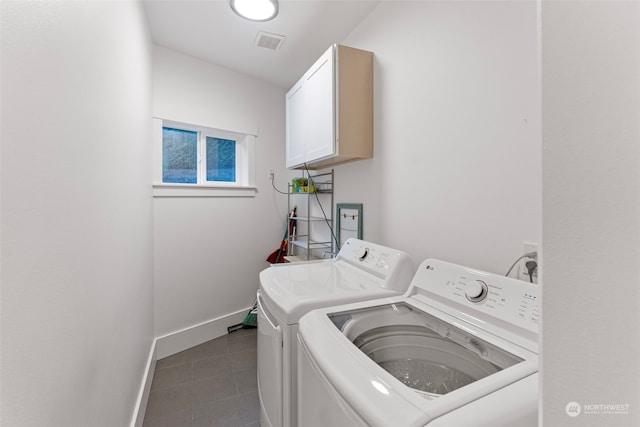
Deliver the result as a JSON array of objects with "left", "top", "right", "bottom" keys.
[{"left": 143, "top": 328, "right": 260, "bottom": 427}]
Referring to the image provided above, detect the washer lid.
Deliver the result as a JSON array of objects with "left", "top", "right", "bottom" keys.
[
  {"left": 259, "top": 259, "right": 402, "bottom": 324},
  {"left": 298, "top": 296, "right": 538, "bottom": 426},
  {"left": 329, "top": 302, "right": 524, "bottom": 398}
]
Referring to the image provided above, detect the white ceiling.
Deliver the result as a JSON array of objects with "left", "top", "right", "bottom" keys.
[{"left": 142, "top": 0, "right": 381, "bottom": 89}]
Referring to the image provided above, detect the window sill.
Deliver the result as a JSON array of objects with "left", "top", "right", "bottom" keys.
[{"left": 153, "top": 183, "right": 257, "bottom": 198}]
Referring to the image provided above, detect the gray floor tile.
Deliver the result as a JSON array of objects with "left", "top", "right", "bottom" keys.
[
  {"left": 234, "top": 368, "right": 258, "bottom": 394},
  {"left": 190, "top": 337, "right": 230, "bottom": 361},
  {"left": 193, "top": 354, "right": 234, "bottom": 380},
  {"left": 145, "top": 382, "right": 192, "bottom": 419},
  {"left": 230, "top": 349, "right": 257, "bottom": 372},
  {"left": 143, "top": 409, "right": 192, "bottom": 427},
  {"left": 192, "top": 391, "right": 260, "bottom": 427},
  {"left": 156, "top": 348, "right": 197, "bottom": 369},
  {"left": 227, "top": 334, "right": 258, "bottom": 353},
  {"left": 190, "top": 372, "right": 238, "bottom": 406},
  {"left": 145, "top": 331, "right": 258, "bottom": 427},
  {"left": 151, "top": 362, "right": 193, "bottom": 389}
]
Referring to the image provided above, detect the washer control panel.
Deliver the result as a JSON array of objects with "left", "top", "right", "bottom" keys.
[
  {"left": 409, "top": 259, "right": 540, "bottom": 333},
  {"left": 335, "top": 238, "right": 414, "bottom": 291}
]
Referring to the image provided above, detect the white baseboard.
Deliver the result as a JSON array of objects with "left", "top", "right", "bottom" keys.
[
  {"left": 155, "top": 307, "right": 250, "bottom": 359},
  {"left": 131, "top": 340, "right": 157, "bottom": 427},
  {"left": 130, "top": 307, "right": 251, "bottom": 426}
]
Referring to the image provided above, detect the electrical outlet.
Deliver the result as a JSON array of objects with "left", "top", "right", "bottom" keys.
[{"left": 521, "top": 241, "right": 538, "bottom": 282}]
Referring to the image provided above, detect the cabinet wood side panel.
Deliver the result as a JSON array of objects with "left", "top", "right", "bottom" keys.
[{"left": 337, "top": 45, "right": 374, "bottom": 160}]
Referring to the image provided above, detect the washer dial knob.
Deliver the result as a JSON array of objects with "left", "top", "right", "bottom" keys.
[
  {"left": 356, "top": 247, "right": 369, "bottom": 261},
  {"left": 465, "top": 280, "right": 488, "bottom": 302}
]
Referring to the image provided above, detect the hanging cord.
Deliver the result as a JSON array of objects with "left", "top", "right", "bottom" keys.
[
  {"left": 505, "top": 251, "right": 538, "bottom": 279},
  {"left": 270, "top": 172, "right": 288, "bottom": 195},
  {"left": 304, "top": 163, "right": 339, "bottom": 254}
]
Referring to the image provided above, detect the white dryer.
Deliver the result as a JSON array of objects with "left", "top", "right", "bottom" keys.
[
  {"left": 297, "top": 259, "right": 540, "bottom": 427},
  {"left": 257, "top": 238, "right": 415, "bottom": 427}
]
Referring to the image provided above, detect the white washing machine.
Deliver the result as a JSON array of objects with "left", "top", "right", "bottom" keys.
[
  {"left": 297, "top": 258, "right": 539, "bottom": 427},
  {"left": 257, "top": 238, "right": 415, "bottom": 427}
]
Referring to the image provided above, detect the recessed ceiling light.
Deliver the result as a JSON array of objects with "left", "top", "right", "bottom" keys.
[{"left": 230, "top": 0, "right": 278, "bottom": 22}]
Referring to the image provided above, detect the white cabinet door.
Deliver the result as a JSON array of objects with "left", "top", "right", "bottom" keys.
[
  {"left": 285, "top": 80, "right": 306, "bottom": 168},
  {"left": 305, "top": 47, "right": 335, "bottom": 164}
]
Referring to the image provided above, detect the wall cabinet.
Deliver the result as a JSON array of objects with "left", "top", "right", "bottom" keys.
[{"left": 286, "top": 44, "right": 373, "bottom": 169}]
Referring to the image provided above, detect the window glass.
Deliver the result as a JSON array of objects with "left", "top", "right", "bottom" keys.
[
  {"left": 206, "top": 136, "right": 236, "bottom": 182},
  {"left": 162, "top": 127, "right": 197, "bottom": 183}
]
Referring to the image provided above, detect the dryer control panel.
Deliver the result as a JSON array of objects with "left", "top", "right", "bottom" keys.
[
  {"left": 335, "top": 238, "right": 415, "bottom": 292},
  {"left": 407, "top": 259, "right": 539, "bottom": 335}
]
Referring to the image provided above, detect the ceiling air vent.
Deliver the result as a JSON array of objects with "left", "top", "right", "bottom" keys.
[{"left": 254, "top": 31, "right": 285, "bottom": 51}]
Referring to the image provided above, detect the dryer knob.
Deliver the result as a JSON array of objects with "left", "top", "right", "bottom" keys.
[{"left": 465, "top": 280, "right": 488, "bottom": 302}]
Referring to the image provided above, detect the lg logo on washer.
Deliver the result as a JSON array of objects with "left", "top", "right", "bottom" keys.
[{"left": 565, "top": 401, "right": 582, "bottom": 417}]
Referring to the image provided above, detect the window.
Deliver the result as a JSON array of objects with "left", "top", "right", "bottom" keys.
[
  {"left": 161, "top": 127, "right": 237, "bottom": 184},
  {"left": 153, "top": 119, "right": 256, "bottom": 197},
  {"left": 162, "top": 127, "right": 198, "bottom": 183},
  {"left": 205, "top": 136, "right": 236, "bottom": 182}
]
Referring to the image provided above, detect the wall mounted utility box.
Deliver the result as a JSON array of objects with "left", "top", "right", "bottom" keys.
[{"left": 286, "top": 44, "right": 373, "bottom": 169}]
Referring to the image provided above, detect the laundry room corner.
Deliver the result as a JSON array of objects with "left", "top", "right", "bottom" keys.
[{"left": 151, "top": 46, "right": 289, "bottom": 352}]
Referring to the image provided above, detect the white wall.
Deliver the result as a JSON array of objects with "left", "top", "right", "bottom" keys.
[
  {"left": 152, "top": 46, "right": 288, "bottom": 340},
  {"left": 1, "top": 1, "right": 154, "bottom": 426},
  {"left": 334, "top": 0, "right": 541, "bottom": 274},
  {"left": 542, "top": 2, "right": 640, "bottom": 426}
]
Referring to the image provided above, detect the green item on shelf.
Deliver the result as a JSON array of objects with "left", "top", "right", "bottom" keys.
[{"left": 292, "top": 177, "right": 310, "bottom": 192}]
